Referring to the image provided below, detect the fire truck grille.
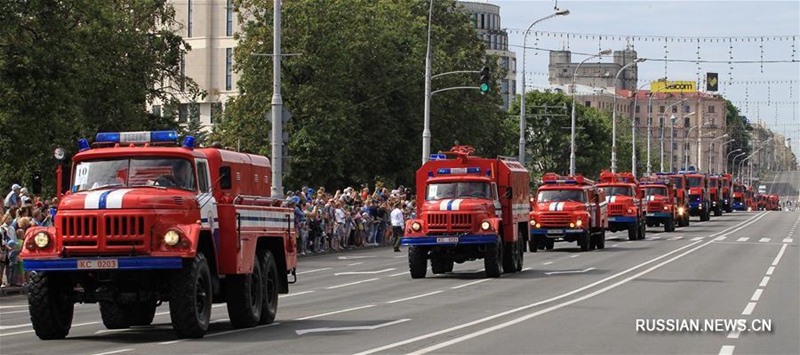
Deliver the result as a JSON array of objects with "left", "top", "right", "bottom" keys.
[
  {"left": 647, "top": 202, "right": 663, "bottom": 212},
  {"left": 426, "top": 213, "right": 473, "bottom": 232},
  {"left": 60, "top": 214, "right": 150, "bottom": 250},
  {"left": 608, "top": 203, "right": 625, "bottom": 215},
  {"left": 539, "top": 213, "right": 571, "bottom": 226}
]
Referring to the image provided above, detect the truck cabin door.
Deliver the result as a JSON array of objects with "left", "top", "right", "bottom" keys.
[
  {"left": 195, "top": 159, "right": 218, "bottom": 238},
  {"left": 492, "top": 182, "right": 502, "bottom": 218}
]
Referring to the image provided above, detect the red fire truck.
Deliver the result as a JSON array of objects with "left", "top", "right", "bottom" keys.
[
  {"left": 767, "top": 194, "right": 781, "bottom": 211},
  {"left": 661, "top": 173, "right": 690, "bottom": 227},
  {"left": 684, "top": 170, "right": 711, "bottom": 221},
  {"left": 401, "top": 146, "right": 530, "bottom": 278},
  {"left": 21, "top": 131, "right": 297, "bottom": 339},
  {"left": 708, "top": 175, "right": 723, "bottom": 216},
  {"left": 597, "top": 171, "right": 645, "bottom": 241},
  {"left": 720, "top": 174, "right": 733, "bottom": 213},
  {"left": 732, "top": 181, "right": 747, "bottom": 211},
  {"left": 640, "top": 176, "right": 681, "bottom": 232},
  {"left": 530, "top": 174, "right": 608, "bottom": 252}
]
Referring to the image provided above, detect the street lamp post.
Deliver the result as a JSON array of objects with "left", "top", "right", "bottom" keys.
[
  {"left": 646, "top": 85, "right": 678, "bottom": 174},
  {"left": 570, "top": 49, "right": 612, "bottom": 175},
  {"left": 519, "top": 9, "right": 570, "bottom": 164},
  {"left": 726, "top": 148, "right": 742, "bottom": 173},
  {"left": 631, "top": 80, "right": 662, "bottom": 176},
  {"left": 706, "top": 134, "right": 729, "bottom": 173},
  {"left": 611, "top": 58, "right": 645, "bottom": 173},
  {"left": 684, "top": 121, "right": 708, "bottom": 170},
  {"left": 717, "top": 139, "right": 736, "bottom": 173},
  {"left": 732, "top": 152, "right": 747, "bottom": 179},
  {"left": 660, "top": 99, "right": 687, "bottom": 172},
  {"left": 421, "top": 0, "right": 434, "bottom": 165}
]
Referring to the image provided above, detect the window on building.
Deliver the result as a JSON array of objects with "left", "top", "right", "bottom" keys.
[
  {"left": 708, "top": 105, "right": 716, "bottom": 113},
  {"left": 188, "top": 0, "right": 193, "bottom": 37},
  {"left": 648, "top": 117, "right": 652, "bottom": 125},
  {"left": 673, "top": 143, "right": 678, "bottom": 150},
  {"left": 178, "top": 104, "right": 189, "bottom": 123},
  {"left": 226, "top": 48, "right": 233, "bottom": 91},
  {"left": 635, "top": 117, "right": 640, "bottom": 126},
  {"left": 480, "top": 14, "right": 484, "bottom": 29},
  {"left": 511, "top": 80, "right": 516, "bottom": 96},
  {"left": 210, "top": 103, "right": 222, "bottom": 124},
  {"left": 684, "top": 105, "right": 691, "bottom": 113},
  {"left": 189, "top": 102, "right": 200, "bottom": 123},
  {"left": 180, "top": 54, "right": 186, "bottom": 91},
  {"left": 501, "top": 80, "right": 509, "bottom": 95},
  {"left": 152, "top": 105, "right": 161, "bottom": 117},
  {"left": 684, "top": 116, "right": 690, "bottom": 127},
  {"left": 659, "top": 117, "right": 664, "bottom": 126},
  {"left": 659, "top": 105, "right": 665, "bottom": 113},
  {"left": 647, "top": 105, "right": 652, "bottom": 113},
  {"left": 471, "top": 14, "right": 477, "bottom": 28},
  {"left": 672, "top": 105, "right": 678, "bottom": 113},
  {"left": 635, "top": 105, "right": 640, "bottom": 113},
  {"left": 227, "top": 0, "right": 234, "bottom": 36},
  {"left": 585, "top": 101, "right": 591, "bottom": 107}
]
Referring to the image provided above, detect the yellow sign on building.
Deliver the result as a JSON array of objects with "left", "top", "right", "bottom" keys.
[{"left": 650, "top": 81, "right": 696, "bottom": 93}]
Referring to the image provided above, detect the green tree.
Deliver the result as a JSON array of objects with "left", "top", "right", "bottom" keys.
[
  {"left": 0, "top": 0, "right": 198, "bottom": 195},
  {"left": 725, "top": 99, "right": 752, "bottom": 171},
  {"left": 217, "top": 0, "right": 513, "bottom": 189}
]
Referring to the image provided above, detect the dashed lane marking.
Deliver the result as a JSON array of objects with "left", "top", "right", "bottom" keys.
[
  {"left": 766, "top": 266, "right": 775, "bottom": 275},
  {"left": 737, "top": 237, "right": 749, "bottom": 242},
  {"left": 325, "top": 278, "right": 379, "bottom": 290},
  {"left": 387, "top": 291, "right": 444, "bottom": 304},
  {"left": 759, "top": 238, "right": 771, "bottom": 243},
  {"left": 690, "top": 237, "right": 704, "bottom": 241},
  {"left": 742, "top": 302, "right": 757, "bottom": 315},
  {"left": 759, "top": 276, "right": 770, "bottom": 287},
  {"left": 714, "top": 236, "right": 727, "bottom": 241},
  {"left": 719, "top": 345, "right": 735, "bottom": 355},
  {"left": 783, "top": 238, "right": 794, "bottom": 243},
  {"left": 451, "top": 279, "right": 491, "bottom": 290},
  {"left": 751, "top": 289, "right": 764, "bottom": 302}
]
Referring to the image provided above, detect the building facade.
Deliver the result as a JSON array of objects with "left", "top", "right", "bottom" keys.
[
  {"left": 459, "top": 1, "right": 517, "bottom": 111},
  {"left": 548, "top": 48, "right": 639, "bottom": 91}
]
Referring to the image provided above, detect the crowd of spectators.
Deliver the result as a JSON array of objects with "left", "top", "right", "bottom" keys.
[
  {"left": 282, "top": 182, "right": 416, "bottom": 255},
  {"left": 2, "top": 184, "right": 56, "bottom": 288}
]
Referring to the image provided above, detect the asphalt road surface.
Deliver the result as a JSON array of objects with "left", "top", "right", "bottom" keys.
[{"left": 1, "top": 172, "right": 798, "bottom": 355}]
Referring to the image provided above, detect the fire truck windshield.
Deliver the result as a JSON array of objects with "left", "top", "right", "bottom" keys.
[
  {"left": 73, "top": 158, "right": 196, "bottom": 192},
  {"left": 734, "top": 186, "right": 745, "bottom": 193},
  {"left": 670, "top": 178, "right": 684, "bottom": 189},
  {"left": 537, "top": 189, "right": 586, "bottom": 203},
  {"left": 601, "top": 186, "right": 633, "bottom": 197},
  {"left": 687, "top": 177, "right": 703, "bottom": 187},
  {"left": 426, "top": 181, "right": 491, "bottom": 200},
  {"left": 644, "top": 186, "right": 668, "bottom": 196}
]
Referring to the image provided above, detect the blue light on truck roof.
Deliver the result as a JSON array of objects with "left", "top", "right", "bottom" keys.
[
  {"left": 430, "top": 154, "right": 447, "bottom": 161},
  {"left": 78, "top": 138, "right": 90, "bottom": 152},
  {"left": 437, "top": 167, "right": 481, "bottom": 175},
  {"left": 96, "top": 131, "right": 179, "bottom": 144}
]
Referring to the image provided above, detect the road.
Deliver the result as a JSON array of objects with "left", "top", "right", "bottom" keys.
[{"left": 1, "top": 172, "right": 798, "bottom": 355}]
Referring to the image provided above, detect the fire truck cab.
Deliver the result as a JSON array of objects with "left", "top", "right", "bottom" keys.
[
  {"left": 708, "top": 175, "right": 723, "bottom": 216},
  {"left": 597, "top": 171, "right": 645, "bottom": 241},
  {"left": 684, "top": 170, "right": 711, "bottom": 221},
  {"left": 402, "top": 146, "right": 530, "bottom": 279},
  {"left": 732, "top": 182, "right": 747, "bottom": 211},
  {"left": 530, "top": 174, "right": 608, "bottom": 252},
  {"left": 721, "top": 174, "right": 733, "bottom": 213},
  {"left": 662, "top": 173, "right": 690, "bottom": 227},
  {"left": 21, "top": 131, "right": 297, "bottom": 340},
  {"left": 767, "top": 194, "right": 781, "bottom": 211},
  {"left": 640, "top": 176, "right": 681, "bottom": 232}
]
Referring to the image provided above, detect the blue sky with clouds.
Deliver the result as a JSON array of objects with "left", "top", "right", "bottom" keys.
[{"left": 486, "top": 0, "right": 800, "bottom": 155}]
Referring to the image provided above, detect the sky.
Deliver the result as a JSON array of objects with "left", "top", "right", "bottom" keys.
[{"left": 485, "top": 0, "right": 800, "bottom": 156}]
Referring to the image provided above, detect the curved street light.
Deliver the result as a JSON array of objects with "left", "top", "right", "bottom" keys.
[
  {"left": 611, "top": 58, "right": 645, "bottom": 172},
  {"left": 683, "top": 120, "right": 709, "bottom": 170},
  {"left": 706, "top": 134, "right": 729, "bottom": 173},
  {"left": 570, "top": 48, "right": 612, "bottom": 175},
  {"left": 630, "top": 79, "right": 664, "bottom": 176},
  {"left": 519, "top": 9, "right": 570, "bottom": 163}
]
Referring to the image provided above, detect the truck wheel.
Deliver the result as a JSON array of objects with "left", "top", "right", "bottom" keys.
[
  {"left": 714, "top": 207, "right": 722, "bottom": 217},
  {"left": 502, "top": 240, "right": 516, "bottom": 274},
  {"left": 683, "top": 215, "right": 690, "bottom": 227},
  {"left": 639, "top": 222, "right": 647, "bottom": 240},
  {"left": 27, "top": 272, "right": 74, "bottom": 340},
  {"left": 99, "top": 302, "right": 130, "bottom": 329},
  {"left": 409, "top": 246, "right": 428, "bottom": 279},
  {"left": 130, "top": 301, "right": 158, "bottom": 326},
  {"left": 431, "top": 256, "right": 450, "bottom": 274},
  {"left": 169, "top": 253, "right": 212, "bottom": 338},
  {"left": 226, "top": 252, "right": 264, "bottom": 329},
  {"left": 529, "top": 234, "right": 539, "bottom": 253},
  {"left": 596, "top": 230, "right": 606, "bottom": 249},
  {"left": 546, "top": 239, "right": 554, "bottom": 250},
  {"left": 627, "top": 225, "right": 638, "bottom": 241},
  {"left": 484, "top": 241, "right": 503, "bottom": 277},
  {"left": 259, "top": 251, "right": 279, "bottom": 325},
  {"left": 664, "top": 218, "right": 675, "bottom": 232},
  {"left": 579, "top": 232, "right": 591, "bottom": 252},
  {"left": 515, "top": 237, "right": 524, "bottom": 272}
]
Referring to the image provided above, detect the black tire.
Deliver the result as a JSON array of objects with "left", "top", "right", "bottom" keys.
[
  {"left": 683, "top": 214, "right": 690, "bottom": 227},
  {"left": 529, "top": 234, "right": 539, "bottom": 253},
  {"left": 99, "top": 302, "right": 130, "bottom": 329},
  {"left": 445, "top": 259, "right": 454, "bottom": 273},
  {"left": 130, "top": 302, "right": 157, "bottom": 326},
  {"left": 259, "top": 251, "right": 279, "bottom": 325},
  {"left": 714, "top": 206, "right": 722, "bottom": 217},
  {"left": 27, "top": 272, "right": 74, "bottom": 340},
  {"left": 628, "top": 225, "right": 638, "bottom": 241},
  {"left": 431, "top": 256, "right": 450, "bottom": 274},
  {"left": 484, "top": 241, "right": 503, "bottom": 278},
  {"left": 596, "top": 230, "right": 606, "bottom": 250},
  {"left": 502, "top": 239, "right": 516, "bottom": 274},
  {"left": 226, "top": 253, "right": 264, "bottom": 329},
  {"left": 579, "top": 232, "right": 590, "bottom": 252},
  {"left": 545, "top": 239, "right": 554, "bottom": 250},
  {"left": 664, "top": 218, "right": 675, "bottom": 232},
  {"left": 409, "top": 246, "right": 428, "bottom": 279},
  {"left": 169, "top": 253, "right": 212, "bottom": 338},
  {"left": 515, "top": 237, "right": 524, "bottom": 272},
  {"left": 638, "top": 222, "right": 647, "bottom": 240}
]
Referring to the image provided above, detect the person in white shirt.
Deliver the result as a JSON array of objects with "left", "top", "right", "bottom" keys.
[
  {"left": 390, "top": 202, "right": 405, "bottom": 252},
  {"left": 333, "top": 201, "right": 346, "bottom": 250}
]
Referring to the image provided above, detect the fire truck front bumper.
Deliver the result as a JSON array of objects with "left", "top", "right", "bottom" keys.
[
  {"left": 401, "top": 234, "right": 498, "bottom": 246},
  {"left": 23, "top": 257, "right": 183, "bottom": 271},
  {"left": 732, "top": 202, "right": 746, "bottom": 211},
  {"left": 645, "top": 212, "right": 673, "bottom": 219},
  {"left": 529, "top": 228, "right": 586, "bottom": 237},
  {"left": 608, "top": 216, "right": 637, "bottom": 223}
]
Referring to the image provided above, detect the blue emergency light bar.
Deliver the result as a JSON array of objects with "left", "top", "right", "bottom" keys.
[
  {"left": 430, "top": 154, "right": 447, "bottom": 161},
  {"left": 436, "top": 167, "right": 481, "bottom": 175},
  {"left": 96, "top": 131, "right": 179, "bottom": 144},
  {"left": 543, "top": 179, "right": 579, "bottom": 185}
]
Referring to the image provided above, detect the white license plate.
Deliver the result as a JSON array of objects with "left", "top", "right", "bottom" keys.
[
  {"left": 436, "top": 237, "right": 459, "bottom": 243},
  {"left": 77, "top": 259, "right": 118, "bottom": 270},
  {"left": 646, "top": 213, "right": 656, "bottom": 217},
  {"left": 547, "top": 229, "right": 564, "bottom": 234}
]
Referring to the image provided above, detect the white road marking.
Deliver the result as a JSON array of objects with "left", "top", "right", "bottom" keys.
[
  {"left": 742, "top": 302, "right": 757, "bottom": 315},
  {"left": 325, "top": 278, "right": 379, "bottom": 289},
  {"left": 570, "top": 255, "right": 580, "bottom": 258},
  {"left": 296, "top": 319, "right": 411, "bottom": 335},
  {"left": 296, "top": 305, "right": 376, "bottom": 320},
  {"left": 668, "top": 236, "right": 683, "bottom": 241},
  {"left": 650, "top": 237, "right": 661, "bottom": 240},
  {"left": 0, "top": 310, "right": 29, "bottom": 315},
  {"left": 727, "top": 329, "right": 741, "bottom": 339},
  {"left": 337, "top": 256, "right": 376, "bottom": 260},
  {"left": 0, "top": 323, "right": 32, "bottom": 330},
  {"left": 737, "top": 237, "right": 749, "bottom": 242},
  {"left": 387, "top": 291, "right": 443, "bottom": 304},
  {"left": 159, "top": 323, "right": 280, "bottom": 345},
  {"left": 714, "top": 236, "right": 727, "bottom": 241},
  {"left": 521, "top": 267, "right": 532, "bottom": 272},
  {"left": 296, "top": 268, "right": 332, "bottom": 275},
  {"left": 766, "top": 266, "right": 775, "bottom": 275},
  {"left": 335, "top": 268, "right": 395, "bottom": 276},
  {"left": 280, "top": 290, "right": 315, "bottom": 298},
  {"left": 783, "top": 238, "right": 794, "bottom": 243},
  {"left": 0, "top": 321, "right": 101, "bottom": 338},
  {"left": 690, "top": 237, "right": 703, "bottom": 241},
  {"left": 389, "top": 272, "right": 408, "bottom": 277},
  {"left": 94, "top": 329, "right": 130, "bottom": 335},
  {"left": 0, "top": 305, "right": 28, "bottom": 309},
  {"left": 356, "top": 213, "right": 772, "bottom": 355},
  {"left": 772, "top": 243, "right": 788, "bottom": 266},
  {"left": 92, "top": 350, "right": 133, "bottom": 355},
  {"left": 450, "top": 279, "right": 491, "bottom": 290},
  {"left": 544, "top": 267, "right": 595, "bottom": 276},
  {"left": 759, "top": 276, "right": 770, "bottom": 287},
  {"left": 751, "top": 289, "right": 764, "bottom": 302},
  {"left": 348, "top": 262, "right": 364, "bottom": 266},
  {"left": 719, "top": 345, "right": 735, "bottom": 355},
  {"left": 759, "top": 238, "right": 771, "bottom": 243},
  {"left": 542, "top": 261, "right": 553, "bottom": 265},
  {"left": 610, "top": 244, "right": 618, "bottom": 247}
]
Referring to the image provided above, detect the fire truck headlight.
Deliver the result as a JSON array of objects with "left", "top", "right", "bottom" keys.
[
  {"left": 481, "top": 221, "right": 491, "bottom": 231},
  {"left": 164, "top": 230, "right": 181, "bottom": 246},
  {"left": 34, "top": 232, "right": 50, "bottom": 248},
  {"left": 411, "top": 222, "right": 421, "bottom": 232},
  {"left": 627, "top": 208, "right": 634, "bottom": 215},
  {"left": 569, "top": 222, "right": 575, "bottom": 228},
  {"left": 576, "top": 219, "right": 583, "bottom": 227},
  {"left": 678, "top": 207, "right": 685, "bottom": 215},
  {"left": 663, "top": 205, "right": 669, "bottom": 211},
  {"left": 535, "top": 223, "right": 541, "bottom": 228},
  {"left": 529, "top": 219, "right": 536, "bottom": 226}
]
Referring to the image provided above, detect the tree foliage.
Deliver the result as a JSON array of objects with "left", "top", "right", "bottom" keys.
[
  {"left": 215, "top": 0, "right": 514, "bottom": 189},
  {"left": 0, "top": 0, "right": 197, "bottom": 196},
  {"left": 724, "top": 99, "right": 752, "bottom": 169}
]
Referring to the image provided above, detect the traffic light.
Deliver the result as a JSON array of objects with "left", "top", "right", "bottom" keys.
[{"left": 479, "top": 66, "right": 490, "bottom": 95}]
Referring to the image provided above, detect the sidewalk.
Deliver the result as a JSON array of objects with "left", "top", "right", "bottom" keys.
[{"left": 0, "top": 285, "right": 25, "bottom": 297}]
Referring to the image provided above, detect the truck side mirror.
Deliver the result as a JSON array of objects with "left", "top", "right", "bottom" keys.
[
  {"left": 504, "top": 188, "right": 512, "bottom": 199},
  {"left": 219, "top": 166, "right": 232, "bottom": 190}
]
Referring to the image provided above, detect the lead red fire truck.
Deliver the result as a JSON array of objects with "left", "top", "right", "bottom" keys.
[
  {"left": 401, "top": 146, "right": 530, "bottom": 278},
  {"left": 530, "top": 174, "right": 608, "bottom": 252},
  {"left": 596, "top": 171, "right": 645, "bottom": 241},
  {"left": 21, "top": 131, "right": 297, "bottom": 340},
  {"left": 640, "top": 175, "right": 680, "bottom": 232}
]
